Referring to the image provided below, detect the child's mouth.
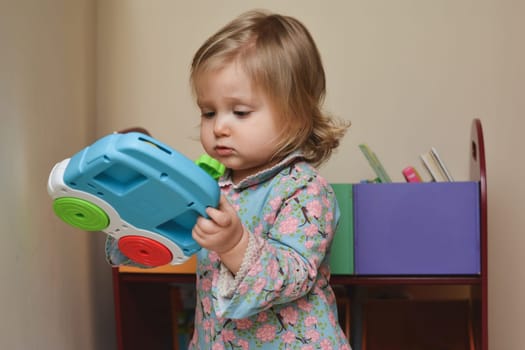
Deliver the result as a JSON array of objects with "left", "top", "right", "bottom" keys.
[{"left": 215, "top": 146, "right": 233, "bottom": 156}]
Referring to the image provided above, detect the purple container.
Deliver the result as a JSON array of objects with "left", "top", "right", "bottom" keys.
[{"left": 354, "top": 182, "right": 480, "bottom": 275}]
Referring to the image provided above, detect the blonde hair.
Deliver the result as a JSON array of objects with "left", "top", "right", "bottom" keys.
[{"left": 190, "top": 10, "right": 350, "bottom": 167}]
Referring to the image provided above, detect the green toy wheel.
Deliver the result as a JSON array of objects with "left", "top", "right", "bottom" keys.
[
  {"left": 195, "top": 154, "right": 225, "bottom": 180},
  {"left": 53, "top": 197, "right": 110, "bottom": 231}
]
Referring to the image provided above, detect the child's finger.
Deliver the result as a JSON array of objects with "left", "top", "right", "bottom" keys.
[
  {"left": 205, "top": 206, "right": 232, "bottom": 228},
  {"left": 205, "top": 196, "right": 234, "bottom": 227},
  {"left": 194, "top": 215, "right": 218, "bottom": 234}
]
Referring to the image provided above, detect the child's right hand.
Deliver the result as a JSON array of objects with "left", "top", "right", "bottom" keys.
[
  {"left": 193, "top": 195, "right": 243, "bottom": 254},
  {"left": 192, "top": 196, "right": 249, "bottom": 273}
]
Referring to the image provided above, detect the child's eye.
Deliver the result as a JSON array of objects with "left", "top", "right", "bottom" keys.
[
  {"left": 201, "top": 111, "right": 215, "bottom": 118},
  {"left": 234, "top": 110, "right": 251, "bottom": 117}
]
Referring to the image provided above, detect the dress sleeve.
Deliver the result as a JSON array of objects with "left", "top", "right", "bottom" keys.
[
  {"left": 212, "top": 171, "right": 339, "bottom": 319},
  {"left": 217, "top": 231, "right": 262, "bottom": 298}
]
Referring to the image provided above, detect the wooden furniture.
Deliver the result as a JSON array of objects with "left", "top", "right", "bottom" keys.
[
  {"left": 361, "top": 299, "right": 475, "bottom": 350},
  {"left": 111, "top": 119, "right": 487, "bottom": 350}
]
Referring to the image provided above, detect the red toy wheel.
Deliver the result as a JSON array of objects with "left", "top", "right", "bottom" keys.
[{"left": 118, "top": 236, "right": 173, "bottom": 267}]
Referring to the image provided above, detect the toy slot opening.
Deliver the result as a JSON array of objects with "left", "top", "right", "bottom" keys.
[{"left": 138, "top": 137, "right": 172, "bottom": 155}]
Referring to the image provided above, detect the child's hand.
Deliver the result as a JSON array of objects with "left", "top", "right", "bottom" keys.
[{"left": 192, "top": 195, "right": 245, "bottom": 255}]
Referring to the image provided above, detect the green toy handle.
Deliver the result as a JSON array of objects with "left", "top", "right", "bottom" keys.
[{"left": 195, "top": 154, "right": 225, "bottom": 180}]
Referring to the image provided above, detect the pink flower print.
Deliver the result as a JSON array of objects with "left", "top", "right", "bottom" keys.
[
  {"left": 279, "top": 216, "right": 299, "bottom": 235},
  {"left": 325, "top": 211, "right": 334, "bottom": 223},
  {"left": 313, "top": 285, "right": 327, "bottom": 301},
  {"left": 320, "top": 339, "right": 333, "bottom": 350},
  {"left": 281, "top": 203, "right": 292, "bottom": 216},
  {"left": 305, "top": 315, "right": 318, "bottom": 327},
  {"left": 238, "top": 282, "right": 249, "bottom": 295},
  {"left": 322, "top": 196, "right": 330, "bottom": 207},
  {"left": 306, "top": 329, "right": 320, "bottom": 342},
  {"left": 326, "top": 291, "right": 335, "bottom": 304},
  {"left": 238, "top": 339, "right": 249, "bottom": 350},
  {"left": 190, "top": 331, "right": 198, "bottom": 345},
  {"left": 254, "top": 223, "right": 264, "bottom": 235},
  {"left": 221, "top": 329, "right": 236, "bottom": 342},
  {"left": 302, "top": 345, "right": 315, "bottom": 350},
  {"left": 247, "top": 261, "right": 263, "bottom": 277},
  {"left": 212, "top": 343, "right": 225, "bottom": 350},
  {"left": 267, "top": 259, "right": 279, "bottom": 279},
  {"left": 270, "top": 196, "right": 283, "bottom": 210},
  {"left": 305, "top": 240, "right": 314, "bottom": 249},
  {"left": 202, "top": 296, "right": 212, "bottom": 314},
  {"left": 264, "top": 212, "right": 276, "bottom": 225},
  {"left": 194, "top": 306, "right": 203, "bottom": 322},
  {"left": 284, "top": 283, "right": 298, "bottom": 297},
  {"left": 267, "top": 243, "right": 278, "bottom": 255},
  {"left": 202, "top": 262, "right": 214, "bottom": 272},
  {"left": 306, "top": 200, "right": 322, "bottom": 218},
  {"left": 307, "top": 182, "right": 321, "bottom": 195},
  {"left": 309, "top": 256, "right": 320, "bottom": 268},
  {"left": 256, "top": 324, "right": 277, "bottom": 342},
  {"left": 329, "top": 312, "right": 337, "bottom": 327},
  {"left": 318, "top": 240, "right": 327, "bottom": 253},
  {"left": 201, "top": 278, "right": 212, "bottom": 291},
  {"left": 209, "top": 252, "right": 220, "bottom": 263},
  {"left": 235, "top": 318, "right": 253, "bottom": 330},
  {"left": 253, "top": 277, "right": 267, "bottom": 293},
  {"left": 282, "top": 330, "right": 296, "bottom": 344},
  {"left": 260, "top": 299, "right": 271, "bottom": 310},
  {"left": 280, "top": 306, "right": 299, "bottom": 325},
  {"left": 203, "top": 319, "right": 213, "bottom": 332},
  {"left": 305, "top": 224, "right": 318, "bottom": 237},
  {"left": 297, "top": 298, "right": 313, "bottom": 312},
  {"left": 257, "top": 311, "right": 268, "bottom": 322},
  {"left": 273, "top": 278, "right": 284, "bottom": 291}
]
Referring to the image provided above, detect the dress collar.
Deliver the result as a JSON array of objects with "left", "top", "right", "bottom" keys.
[{"left": 218, "top": 151, "right": 304, "bottom": 190}]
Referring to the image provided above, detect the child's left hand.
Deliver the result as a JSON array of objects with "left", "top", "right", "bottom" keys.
[{"left": 192, "top": 195, "right": 245, "bottom": 255}]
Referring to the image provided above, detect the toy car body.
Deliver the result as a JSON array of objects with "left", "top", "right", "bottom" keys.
[{"left": 47, "top": 132, "right": 221, "bottom": 267}]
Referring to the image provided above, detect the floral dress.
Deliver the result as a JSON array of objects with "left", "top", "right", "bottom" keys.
[{"left": 189, "top": 153, "right": 351, "bottom": 350}]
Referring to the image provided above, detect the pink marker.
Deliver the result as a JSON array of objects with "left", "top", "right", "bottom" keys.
[{"left": 402, "top": 166, "right": 422, "bottom": 183}]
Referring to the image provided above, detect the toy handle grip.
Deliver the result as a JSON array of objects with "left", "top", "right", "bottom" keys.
[
  {"left": 196, "top": 154, "right": 225, "bottom": 180},
  {"left": 118, "top": 126, "right": 151, "bottom": 136}
]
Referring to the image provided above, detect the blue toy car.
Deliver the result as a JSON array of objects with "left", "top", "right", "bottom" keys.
[{"left": 47, "top": 131, "right": 224, "bottom": 267}]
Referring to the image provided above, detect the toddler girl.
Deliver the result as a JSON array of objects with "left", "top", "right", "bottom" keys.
[{"left": 189, "top": 9, "right": 351, "bottom": 349}]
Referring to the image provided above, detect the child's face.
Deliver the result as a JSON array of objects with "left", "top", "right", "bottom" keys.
[{"left": 197, "top": 62, "right": 281, "bottom": 184}]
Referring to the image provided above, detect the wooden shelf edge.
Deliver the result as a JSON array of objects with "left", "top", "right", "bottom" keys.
[
  {"left": 117, "top": 271, "right": 196, "bottom": 284},
  {"left": 331, "top": 275, "right": 481, "bottom": 286},
  {"left": 469, "top": 118, "right": 488, "bottom": 350}
]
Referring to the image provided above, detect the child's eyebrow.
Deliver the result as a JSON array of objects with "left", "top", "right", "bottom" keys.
[{"left": 196, "top": 98, "right": 212, "bottom": 108}]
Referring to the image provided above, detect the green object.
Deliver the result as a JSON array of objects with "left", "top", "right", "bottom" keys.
[
  {"left": 195, "top": 154, "right": 225, "bottom": 180},
  {"left": 53, "top": 197, "right": 110, "bottom": 231},
  {"left": 329, "top": 183, "right": 354, "bottom": 275}
]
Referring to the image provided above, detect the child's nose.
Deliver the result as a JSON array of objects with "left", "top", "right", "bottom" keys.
[{"left": 213, "top": 115, "right": 230, "bottom": 136}]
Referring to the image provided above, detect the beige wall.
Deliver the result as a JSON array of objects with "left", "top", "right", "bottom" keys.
[
  {"left": 97, "top": 1, "right": 525, "bottom": 349},
  {"left": 1, "top": 1, "right": 523, "bottom": 349},
  {"left": 0, "top": 1, "right": 115, "bottom": 349}
]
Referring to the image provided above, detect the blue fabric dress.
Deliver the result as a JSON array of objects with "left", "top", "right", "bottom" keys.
[{"left": 188, "top": 153, "right": 351, "bottom": 350}]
